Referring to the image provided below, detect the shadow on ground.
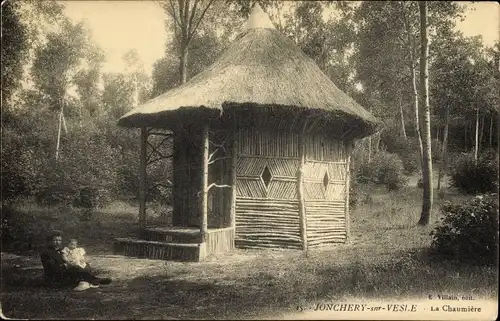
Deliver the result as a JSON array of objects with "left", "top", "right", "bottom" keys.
[{"left": 1, "top": 247, "right": 497, "bottom": 320}]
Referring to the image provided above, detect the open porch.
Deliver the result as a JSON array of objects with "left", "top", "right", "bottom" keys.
[{"left": 114, "top": 226, "right": 235, "bottom": 262}]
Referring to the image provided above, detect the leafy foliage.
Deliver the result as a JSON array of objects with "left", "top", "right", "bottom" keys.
[
  {"left": 30, "top": 20, "right": 90, "bottom": 111},
  {"left": 380, "top": 126, "right": 420, "bottom": 175},
  {"left": 430, "top": 196, "right": 498, "bottom": 265},
  {"left": 449, "top": 153, "right": 499, "bottom": 195},
  {"left": 354, "top": 151, "right": 408, "bottom": 191},
  {"left": 1, "top": 1, "right": 29, "bottom": 108}
]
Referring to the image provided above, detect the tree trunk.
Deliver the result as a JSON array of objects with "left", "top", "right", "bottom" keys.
[
  {"left": 474, "top": 107, "right": 479, "bottom": 163},
  {"left": 489, "top": 115, "right": 494, "bottom": 147},
  {"left": 399, "top": 92, "right": 407, "bottom": 139},
  {"left": 374, "top": 130, "right": 383, "bottom": 152},
  {"left": 55, "top": 106, "right": 63, "bottom": 161},
  {"left": 417, "top": 1, "right": 433, "bottom": 226},
  {"left": 479, "top": 113, "right": 485, "bottom": 148},
  {"left": 139, "top": 127, "right": 148, "bottom": 228},
  {"left": 179, "top": 44, "right": 188, "bottom": 85},
  {"left": 464, "top": 122, "right": 468, "bottom": 151},
  {"left": 368, "top": 106, "right": 372, "bottom": 162},
  {"left": 200, "top": 125, "right": 209, "bottom": 242},
  {"left": 404, "top": 3, "right": 423, "bottom": 172},
  {"left": 437, "top": 106, "right": 449, "bottom": 191}
]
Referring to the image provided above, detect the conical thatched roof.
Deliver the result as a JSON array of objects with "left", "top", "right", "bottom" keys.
[{"left": 118, "top": 4, "right": 380, "bottom": 137}]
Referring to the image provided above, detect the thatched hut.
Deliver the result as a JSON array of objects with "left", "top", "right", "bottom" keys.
[{"left": 114, "top": 5, "right": 380, "bottom": 261}]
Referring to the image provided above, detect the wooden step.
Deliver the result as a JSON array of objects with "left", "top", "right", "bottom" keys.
[
  {"left": 141, "top": 227, "right": 203, "bottom": 243},
  {"left": 113, "top": 237, "right": 203, "bottom": 262}
]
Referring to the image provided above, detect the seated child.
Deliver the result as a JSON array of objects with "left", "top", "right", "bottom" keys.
[{"left": 62, "top": 239, "right": 88, "bottom": 269}]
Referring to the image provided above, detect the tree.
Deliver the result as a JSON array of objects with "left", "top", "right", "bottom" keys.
[
  {"left": 30, "top": 19, "right": 89, "bottom": 112},
  {"left": 157, "top": 0, "right": 216, "bottom": 84},
  {"left": 152, "top": 0, "right": 240, "bottom": 97},
  {"left": 1, "top": 0, "right": 29, "bottom": 111},
  {"left": 101, "top": 73, "right": 136, "bottom": 120},
  {"left": 73, "top": 44, "right": 106, "bottom": 121},
  {"left": 417, "top": 1, "right": 433, "bottom": 226},
  {"left": 429, "top": 28, "right": 497, "bottom": 189},
  {"left": 122, "top": 49, "right": 152, "bottom": 105}
]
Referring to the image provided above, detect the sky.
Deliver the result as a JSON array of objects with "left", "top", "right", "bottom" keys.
[{"left": 62, "top": 1, "right": 500, "bottom": 76}]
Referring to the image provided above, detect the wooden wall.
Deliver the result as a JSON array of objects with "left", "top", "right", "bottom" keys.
[
  {"left": 172, "top": 125, "right": 232, "bottom": 229},
  {"left": 235, "top": 129, "right": 301, "bottom": 248},
  {"left": 304, "top": 134, "right": 349, "bottom": 247},
  {"left": 172, "top": 130, "right": 202, "bottom": 227},
  {"left": 171, "top": 125, "right": 350, "bottom": 249},
  {"left": 234, "top": 128, "right": 349, "bottom": 249}
]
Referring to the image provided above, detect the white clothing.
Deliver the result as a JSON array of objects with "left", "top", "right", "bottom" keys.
[{"left": 62, "top": 247, "right": 87, "bottom": 269}]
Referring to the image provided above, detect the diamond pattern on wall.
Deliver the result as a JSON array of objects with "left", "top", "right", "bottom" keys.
[
  {"left": 261, "top": 166, "right": 272, "bottom": 188},
  {"left": 323, "top": 171, "right": 329, "bottom": 189}
]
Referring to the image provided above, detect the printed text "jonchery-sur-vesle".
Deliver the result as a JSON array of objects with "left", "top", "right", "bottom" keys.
[{"left": 296, "top": 303, "right": 418, "bottom": 312}]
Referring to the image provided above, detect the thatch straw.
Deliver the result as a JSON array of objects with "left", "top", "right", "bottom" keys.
[{"left": 118, "top": 4, "right": 381, "bottom": 138}]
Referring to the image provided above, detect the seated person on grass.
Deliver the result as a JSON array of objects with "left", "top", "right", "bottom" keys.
[
  {"left": 62, "top": 238, "right": 88, "bottom": 269},
  {"left": 40, "top": 231, "right": 111, "bottom": 291}
]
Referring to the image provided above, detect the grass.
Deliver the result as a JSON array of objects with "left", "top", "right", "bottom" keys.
[{"left": 1, "top": 183, "right": 497, "bottom": 320}]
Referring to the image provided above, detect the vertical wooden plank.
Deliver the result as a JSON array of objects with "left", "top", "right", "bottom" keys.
[
  {"left": 139, "top": 126, "right": 148, "bottom": 229},
  {"left": 297, "top": 131, "right": 308, "bottom": 253},
  {"left": 172, "top": 131, "right": 181, "bottom": 226},
  {"left": 230, "top": 131, "right": 238, "bottom": 231},
  {"left": 200, "top": 125, "right": 209, "bottom": 243},
  {"left": 344, "top": 141, "right": 352, "bottom": 244}
]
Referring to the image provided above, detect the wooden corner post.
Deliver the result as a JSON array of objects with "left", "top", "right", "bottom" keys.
[
  {"left": 139, "top": 126, "right": 148, "bottom": 229},
  {"left": 344, "top": 141, "right": 352, "bottom": 244},
  {"left": 229, "top": 131, "right": 238, "bottom": 243},
  {"left": 200, "top": 124, "right": 209, "bottom": 243},
  {"left": 297, "top": 128, "right": 308, "bottom": 254}
]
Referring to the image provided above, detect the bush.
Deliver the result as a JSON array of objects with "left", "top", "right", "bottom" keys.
[
  {"left": 430, "top": 196, "right": 498, "bottom": 265},
  {"left": 449, "top": 153, "right": 499, "bottom": 194},
  {"left": 354, "top": 151, "right": 408, "bottom": 191},
  {"left": 380, "top": 129, "right": 420, "bottom": 175}
]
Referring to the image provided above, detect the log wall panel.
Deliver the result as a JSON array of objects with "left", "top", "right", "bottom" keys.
[
  {"left": 234, "top": 129, "right": 350, "bottom": 250},
  {"left": 305, "top": 201, "right": 347, "bottom": 246},
  {"left": 235, "top": 199, "right": 301, "bottom": 249}
]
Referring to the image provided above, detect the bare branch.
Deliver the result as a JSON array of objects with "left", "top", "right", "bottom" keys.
[
  {"left": 208, "top": 156, "right": 231, "bottom": 165},
  {"left": 187, "top": 0, "right": 215, "bottom": 41},
  {"left": 147, "top": 155, "right": 174, "bottom": 166},
  {"left": 148, "top": 132, "right": 173, "bottom": 137},
  {"left": 183, "top": 0, "right": 190, "bottom": 35},
  {"left": 187, "top": 0, "right": 199, "bottom": 34},
  {"left": 207, "top": 183, "right": 231, "bottom": 191},
  {"left": 168, "top": 0, "right": 181, "bottom": 28},
  {"left": 178, "top": 0, "right": 188, "bottom": 40},
  {"left": 153, "top": 0, "right": 167, "bottom": 9},
  {"left": 207, "top": 147, "right": 220, "bottom": 162}
]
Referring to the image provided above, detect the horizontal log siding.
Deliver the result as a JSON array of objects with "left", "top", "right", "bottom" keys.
[
  {"left": 235, "top": 199, "right": 301, "bottom": 249},
  {"left": 114, "top": 238, "right": 200, "bottom": 261},
  {"left": 305, "top": 200, "right": 347, "bottom": 247},
  {"left": 303, "top": 136, "right": 348, "bottom": 247},
  {"left": 233, "top": 130, "right": 349, "bottom": 250}
]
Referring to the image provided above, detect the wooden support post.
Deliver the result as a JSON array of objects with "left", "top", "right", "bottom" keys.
[
  {"left": 344, "top": 141, "right": 352, "bottom": 244},
  {"left": 200, "top": 125, "right": 209, "bottom": 243},
  {"left": 229, "top": 132, "right": 238, "bottom": 233},
  {"left": 139, "top": 126, "right": 148, "bottom": 229},
  {"left": 297, "top": 131, "right": 308, "bottom": 253}
]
